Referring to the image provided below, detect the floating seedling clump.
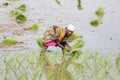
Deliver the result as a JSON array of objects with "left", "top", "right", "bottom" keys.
[
  {"left": 77, "top": 0, "right": 83, "bottom": 10},
  {"left": 95, "top": 7, "right": 104, "bottom": 18},
  {"left": 15, "top": 14, "right": 27, "bottom": 23},
  {"left": 90, "top": 7, "right": 104, "bottom": 27},
  {"left": 3, "top": 0, "right": 20, "bottom": 7},
  {"left": 17, "top": 4, "right": 26, "bottom": 11},
  {"left": 9, "top": 3, "right": 27, "bottom": 24},
  {"left": 55, "top": 0, "right": 61, "bottom": 5},
  {"left": 3, "top": 2, "right": 10, "bottom": 7},
  {"left": 23, "top": 24, "right": 39, "bottom": 30},
  {"left": 10, "top": 9, "right": 19, "bottom": 16},
  {"left": 90, "top": 20, "right": 100, "bottom": 27},
  {"left": 28, "top": 24, "right": 39, "bottom": 30},
  {"left": 1, "top": 38, "right": 18, "bottom": 45}
]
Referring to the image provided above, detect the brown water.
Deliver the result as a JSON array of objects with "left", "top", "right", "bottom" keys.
[{"left": 0, "top": 0, "right": 120, "bottom": 54}]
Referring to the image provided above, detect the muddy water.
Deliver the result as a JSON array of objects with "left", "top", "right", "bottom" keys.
[{"left": 0, "top": 0, "right": 120, "bottom": 54}]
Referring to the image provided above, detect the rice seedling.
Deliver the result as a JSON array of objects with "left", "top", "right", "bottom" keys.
[
  {"left": 70, "top": 49, "right": 82, "bottom": 59},
  {"left": 3, "top": 2, "right": 10, "bottom": 7},
  {"left": 0, "top": 1, "right": 119, "bottom": 79},
  {"left": 15, "top": 14, "right": 27, "bottom": 23},
  {"left": 9, "top": 3, "right": 27, "bottom": 24},
  {"left": 71, "top": 38, "right": 84, "bottom": 49},
  {"left": 77, "top": 0, "right": 83, "bottom": 10},
  {"left": 0, "top": 48, "right": 119, "bottom": 80},
  {"left": 116, "top": 53, "right": 120, "bottom": 73},
  {"left": 90, "top": 7, "right": 104, "bottom": 27},
  {"left": 10, "top": 9, "right": 19, "bottom": 16},
  {"left": 37, "top": 38, "right": 43, "bottom": 48},
  {"left": 67, "top": 33, "right": 82, "bottom": 43},
  {"left": 90, "top": 20, "right": 100, "bottom": 27},
  {"left": 17, "top": 4, "right": 26, "bottom": 11},
  {"left": 55, "top": 0, "right": 61, "bottom": 5},
  {"left": 25, "top": 24, "right": 39, "bottom": 30},
  {"left": 55, "top": 0, "right": 83, "bottom": 10},
  {"left": 95, "top": 7, "right": 104, "bottom": 18},
  {"left": 1, "top": 38, "right": 18, "bottom": 45},
  {"left": 7, "top": 0, "right": 20, "bottom": 1},
  {"left": 3, "top": 0, "right": 20, "bottom": 7}
]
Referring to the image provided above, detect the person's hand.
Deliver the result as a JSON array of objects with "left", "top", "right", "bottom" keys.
[
  {"left": 68, "top": 46, "right": 72, "bottom": 50},
  {"left": 66, "top": 46, "right": 72, "bottom": 52}
]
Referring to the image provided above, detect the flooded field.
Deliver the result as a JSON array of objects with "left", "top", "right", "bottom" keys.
[
  {"left": 0, "top": 0, "right": 120, "bottom": 80},
  {"left": 0, "top": 0, "right": 120, "bottom": 53}
]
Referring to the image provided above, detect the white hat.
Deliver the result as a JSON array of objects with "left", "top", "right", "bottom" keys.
[{"left": 66, "top": 24, "right": 74, "bottom": 31}]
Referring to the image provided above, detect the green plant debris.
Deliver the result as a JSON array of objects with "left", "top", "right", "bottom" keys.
[
  {"left": 15, "top": 14, "right": 27, "bottom": 23},
  {"left": 18, "top": 4, "right": 26, "bottom": 11},
  {"left": 90, "top": 20, "right": 100, "bottom": 27},
  {"left": 3, "top": 2, "right": 10, "bottom": 6},
  {"left": 95, "top": 7, "right": 104, "bottom": 18},
  {"left": 10, "top": 9, "right": 19, "bottom": 15},
  {"left": 55, "top": 0, "right": 61, "bottom": 5},
  {"left": 1, "top": 39, "right": 18, "bottom": 45}
]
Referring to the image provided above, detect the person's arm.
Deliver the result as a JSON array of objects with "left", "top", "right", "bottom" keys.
[
  {"left": 57, "top": 40, "right": 72, "bottom": 51},
  {"left": 65, "top": 41, "right": 69, "bottom": 47},
  {"left": 54, "top": 26, "right": 71, "bottom": 51},
  {"left": 56, "top": 40, "right": 65, "bottom": 49},
  {"left": 65, "top": 41, "right": 72, "bottom": 50}
]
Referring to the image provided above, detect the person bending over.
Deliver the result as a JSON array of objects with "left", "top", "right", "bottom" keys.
[{"left": 42, "top": 24, "right": 74, "bottom": 54}]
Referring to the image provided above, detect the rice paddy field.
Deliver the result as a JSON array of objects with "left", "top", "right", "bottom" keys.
[{"left": 0, "top": 0, "right": 120, "bottom": 80}]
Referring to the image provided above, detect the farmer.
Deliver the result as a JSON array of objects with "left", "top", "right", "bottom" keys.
[{"left": 42, "top": 24, "right": 74, "bottom": 54}]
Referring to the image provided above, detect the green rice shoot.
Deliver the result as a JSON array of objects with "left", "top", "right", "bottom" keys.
[
  {"left": 28, "top": 24, "right": 39, "bottom": 30},
  {"left": 1, "top": 38, "right": 18, "bottom": 45},
  {"left": 18, "top": 4, "right": 26, "bottom": 11},
  {"left": 90, "top": 20, "right": 100, "bottom": 27},
  {"left": 55, "top": 0, "right": 61, "bottom": 5},
  {"left": 95, "top": 7, "right": 104, "bottom": 18},
  {"left": 3, "top": 2, "right": 10, "bottom": 7},
  {"left": 10, "top": 9, "right": 19, "bottom": 15},
  {"left": 15, "top": 14, "right": 27, "bottom": 23}
]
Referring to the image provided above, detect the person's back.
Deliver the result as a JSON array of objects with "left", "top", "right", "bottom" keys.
[{"left": 43, "top": 25, "right": 66, "bottom": 43}]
